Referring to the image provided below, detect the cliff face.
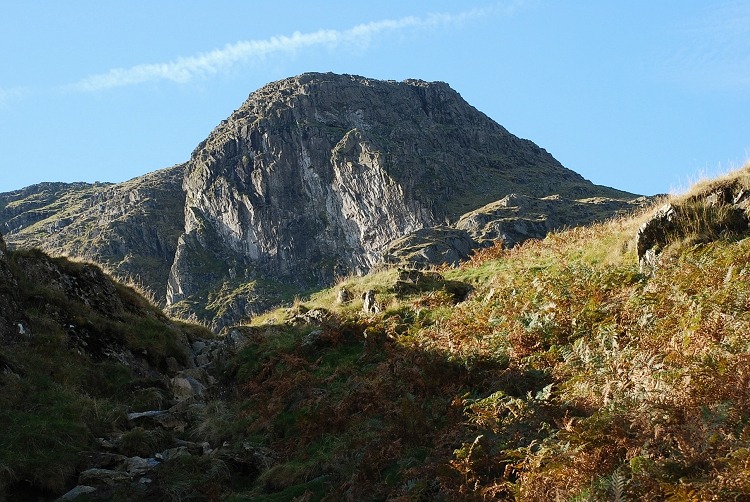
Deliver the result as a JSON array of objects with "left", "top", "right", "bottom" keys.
[{"left": 0, "top": 73, "right": 641, "bottom": 330}]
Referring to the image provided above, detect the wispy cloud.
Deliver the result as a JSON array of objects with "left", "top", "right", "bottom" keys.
[
  {"left": 69, "top": 2, "right": 522, "bottom": 92},
  {"left": 662, "top": 1, "right": 750, "bottom": 91}
]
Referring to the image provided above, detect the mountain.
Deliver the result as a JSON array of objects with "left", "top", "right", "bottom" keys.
[{"left": 0, "top": 73, "right": 644, "bottom": 330}]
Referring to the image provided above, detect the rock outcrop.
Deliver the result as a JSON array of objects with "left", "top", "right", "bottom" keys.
[
  {"left": 386, "top": 193, "right": 648, "bottom": 267},
  {"left": 636, "top": 203, "right": 677, "bottom": 273},
  {"left": 637, "top": 180, "right": 750, "bottom": 273}
]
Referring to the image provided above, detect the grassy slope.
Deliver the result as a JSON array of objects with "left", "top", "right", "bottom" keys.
[
  {"left": 0, "top": 249, "right": 210, "bottom": 499},
  {"left": 215, "top": 166, "right": 750, "bottom": 500},
  {"left": 3, "top": 166, "right": 750, "bottom": 500}
]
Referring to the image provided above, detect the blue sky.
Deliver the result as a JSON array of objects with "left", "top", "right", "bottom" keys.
[{"left": 1, "top": 1, "right": 749, "bottom": 196}]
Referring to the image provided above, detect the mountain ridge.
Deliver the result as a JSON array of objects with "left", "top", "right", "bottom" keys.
[{"left": 1, "top": 72, "right": 643, "bottom": 329}]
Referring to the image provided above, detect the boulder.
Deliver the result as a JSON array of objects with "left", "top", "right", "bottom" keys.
[
  {"left": 60, "top": 485, "right": 97, "bottom": 500},
  {"left": 384, "top": 226, "right": 478, "bottom": 268},
  {"left": 636, "top": 204, "right": 677, "bottom": 273},
  {"left": 391, "top": 268, "right": 473, "bottom": 303},
  {"left": 286, "top": 307, "right": 330, "bottom": 326},
  {"left": 170, "top": 375, "right": 207, "bottom": 400},
  {"left": 125, "top": 456, "right": 159, "bottom": 476}
]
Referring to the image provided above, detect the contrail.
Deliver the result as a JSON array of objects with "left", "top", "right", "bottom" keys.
[{"left": 69, "top": 3, "right": 521, "bottom": 92}]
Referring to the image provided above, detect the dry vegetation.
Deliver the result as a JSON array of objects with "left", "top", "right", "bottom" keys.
[
  {"left": 4, "top": 166, "right": 750, "bottom": 500},
  {"left": 217, "top": 165, "right": 750, "bottom": 500}
]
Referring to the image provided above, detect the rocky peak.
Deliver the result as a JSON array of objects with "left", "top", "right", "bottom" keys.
[{"left": 165, "top": 73, "right": 635, "bottom": 329}]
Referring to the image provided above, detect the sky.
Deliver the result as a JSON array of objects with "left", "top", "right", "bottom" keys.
[{"left": 1, "top": 1, "right": 749, "bottom": 196}]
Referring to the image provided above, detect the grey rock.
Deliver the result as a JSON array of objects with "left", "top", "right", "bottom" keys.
[
  {"left": 170, "top": 375, "right": 207, "bottom": 400},
  {"left": 126, "top": 456, "right": 159, "bottom": 476},
  {"left": 154, "top": 412, "right": 188, "bottom": 431},
  {"left": 391, "top": 268, "right": 473, "bottom": 303},
  {"left": 286, "top": 307, "right": 330, "bottom": 326},
  {"left": 362, "top": 290, "right": 379, "bottom": 314},
  {"left": 78, "top": 467, "right": 131, "bottom": 486},
  {"left": 156, "top": 446, "right": 190, "bottom": 462},
  {"left": 384, "top": 226, "right": 478, "bottom": 268},
  {"left": 127, "top": 410, "right": 169, "bottom": 421},
  {"left": 60, "top": 485, "right": 97, "bottom": 500}
]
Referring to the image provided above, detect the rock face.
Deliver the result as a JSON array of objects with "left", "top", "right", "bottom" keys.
[{"left": 0, "top": 73, "right": 642, "bottom": 329}]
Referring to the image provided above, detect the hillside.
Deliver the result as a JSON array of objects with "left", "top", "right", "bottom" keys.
[
  {"left": 2, "top": 166, "right": 750, "bottom": 500},
  {"left": 0, "top": 165, "right": 186, "bottom": 304},
  {"left": 0, "top": 232, "right": 219, "bottom": 500},
  {"left": 0, "top": 73, "right": 643, "bottom": 331},
  {"left": 208, "top": 165, "right": 750, "bottom": 500}
]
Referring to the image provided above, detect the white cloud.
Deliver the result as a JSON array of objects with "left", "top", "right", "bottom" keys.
[{"left": 69, "top": 2, "right": 522, "bottom": 92}]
